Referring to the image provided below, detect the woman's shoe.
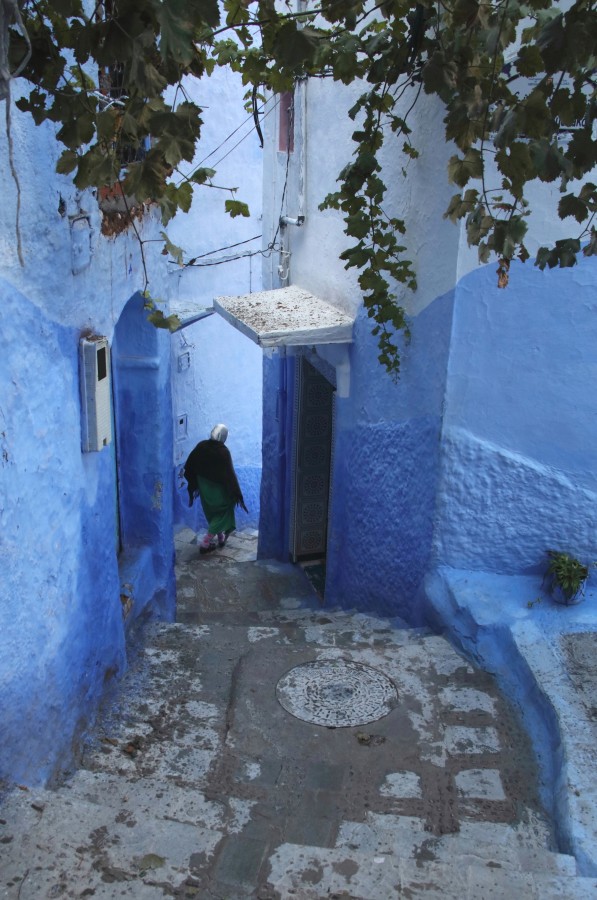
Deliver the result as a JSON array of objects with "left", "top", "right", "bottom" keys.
[
  {"left": 217, "top": 532, "right": 227, "bottom": 548},
  {"left": 199, "top": 534, "right": 217, "bottom": 554}
]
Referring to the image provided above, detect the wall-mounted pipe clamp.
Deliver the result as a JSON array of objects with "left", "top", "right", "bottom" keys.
[{"left": 280, "top": 215, "right": 305, "bottom": 228}]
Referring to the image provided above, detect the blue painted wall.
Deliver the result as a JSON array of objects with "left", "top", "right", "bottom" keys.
[
  {"left": 259, "top": 255, "right": 597, "bottom": 618},
  {"left": 258, "top": 352, "right": 295, "bottom": 559},
  {"left": 0, "top": 285, "right": 175, "bottom": 787},
  {"left": 435, "top": 255, "right": 597, "bottom": 577},
  {"left": 258, "top": 291, "right": 455, "bottom": 620},
  {"left": 0, "top": 280, "right": 126, "bottom": 786},
  {"left": 324, "top": 294, "right": 455, "bottom": 620}
]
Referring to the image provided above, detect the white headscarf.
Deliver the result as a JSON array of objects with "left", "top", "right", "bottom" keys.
[{"left": 210, "top": 423, "right": 228, "bottom": 443}]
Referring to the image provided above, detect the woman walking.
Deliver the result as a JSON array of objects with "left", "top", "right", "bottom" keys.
[{"left": 183, "top": 424, "right": 248, "bottom": 554}]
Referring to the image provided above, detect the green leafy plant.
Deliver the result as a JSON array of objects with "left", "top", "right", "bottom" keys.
[
  {"left": 545, "top": 549, "right": 592, "bottom": 605},
  {"left": 3, "top": 0, "right": 596, "bottom": 372}
]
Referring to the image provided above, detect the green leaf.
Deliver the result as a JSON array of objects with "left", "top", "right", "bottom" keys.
[
  {"left": 195, "top": 0, "right": 221, "bottom": 28},
  {"left": 123, "top": 151, "right": 170, "bottom": 204},
  {"left": 567, "top": 128, "right": 597, "bottom": 173},
  {"left": 190, "top": 167, "right": 217, "bottom": 184},
  {"left": 160, "top": 231, "right": 185, "bottom": 265},
  {"left": 272, "top": 22, "right": 320, "bottom": 69},
  {"left": 96, "top": 108, "right": 119, "bottom": 144},
  {"left": 74, "top": 146, "right": 117, "bottom": 190},
  {"left": 56, "top": 110, "right": 95, "bottom": 150},
  {"left": 558, "top": 193, "right": 589, "bottom": 223},
  {"left": 536, "top": 238, "right": 581, "bottom": 269},
  {"left": 147, "top": 308, "right": 182, "bottom": 331},
  {"left": 451, "top": 0, "right": 480, "bottom": 27},
  {"left": 51, "top": 0, "right": 83, "bottom": 15},
  {"left": 157, "top": 182, "right": 193, "bottom": 224},
  {"left": 447, "top": 149, "right": 483, "bottom": 188},
  {"left": 56, "top": 149, "right": 78, "bottom": 175},
  {"left": 152, "top": 0, "right": 217, "bottom": 65},
  {"left": 129, "top": 44, "right": 168, "bottom": 97},
  {"left": 583, "top": 229, "right": 597, "bottom": 258},
  {"left": 149, "top": 102, "right": 202, "bottom": 167},
  {"left": 422, "top": 50, "right": 457, "bottom": 101},
  {"left": 444, "top": 189, "right": 479, "bottom": 223},
  {"left": 515, "top": 44, "right": 543, "bottom": 77},
  {"left": 225, "top": 199, "right": 250, "bottom": 218},
  {"left": 159, "top": 2, "right": 194, "bottom": 63},
  {"left": 495, "top": 142, "right": 534, "bottom": 199},
  {"left": 529, "top": 139, "right": 572, "bottom": 183}
]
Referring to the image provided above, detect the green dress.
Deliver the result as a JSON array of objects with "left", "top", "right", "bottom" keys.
[{"left": 196, "top": 475, "right": 236, "bottom": 535}]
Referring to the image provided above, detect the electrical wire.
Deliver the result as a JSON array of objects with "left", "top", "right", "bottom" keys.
[
  {"left": 189, "top": 233, "right": 263, "bottom": 261},
  {"left": 209, "top": 100, "right": 279, "bottom": 169},
  {"left": 171, "top": 92, "right": 295, "bottom": 271},
  {"left": 184, "top": 247, "right": 273, "bottom": 267},
  {"left": 177, "top": 93, "right": 278, "bottom": 186},
  {"left": 167, "top": 234, "right": 262, "bottom": 268},
  {"left": 269, "top": 95, "right": 295, "bottom": 252}
]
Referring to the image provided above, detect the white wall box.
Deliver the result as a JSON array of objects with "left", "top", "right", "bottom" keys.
[{"left": 79, "top": 335, "right": 113, "bottom": 452}]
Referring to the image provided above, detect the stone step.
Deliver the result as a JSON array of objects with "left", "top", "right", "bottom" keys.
[
  {"left": 265, "top": 842, "right": 596, "bottom": 899},
  {"left": 255, "top": 606, "right": 420, "bottom": 632},
  {"left": 13, "top": 775, "right": 577, "bottom": 880},
  {"left": 1, "top": 786, "right": 585, "bottom": 900},
  {"left": 0, "top": 786, "right": 226, "bottom": 899},
  {"left": 336, "top": 812, "right": 576, "bottom": 876}
]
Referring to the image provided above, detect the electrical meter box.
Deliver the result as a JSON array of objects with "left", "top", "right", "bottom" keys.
[{"left": 79, "top": 335, "right": 112, "bottom": 452}]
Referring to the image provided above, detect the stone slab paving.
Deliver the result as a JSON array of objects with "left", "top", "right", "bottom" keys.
[{"left": 1, "top": 530, "right": 596, "bottom": 898}]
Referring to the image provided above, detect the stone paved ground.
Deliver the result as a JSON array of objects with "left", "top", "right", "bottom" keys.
[{"left": 1, "top": 530, "right": 596, "bottom": 898}]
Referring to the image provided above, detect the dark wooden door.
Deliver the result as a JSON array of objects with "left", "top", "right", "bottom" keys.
[{"left": 290, "top": 358, "right": 335, "bottom": 561}]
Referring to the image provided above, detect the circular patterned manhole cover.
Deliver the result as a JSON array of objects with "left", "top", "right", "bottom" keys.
[{"left": 276, "top": 658, "right": 398, "bottom": 727}]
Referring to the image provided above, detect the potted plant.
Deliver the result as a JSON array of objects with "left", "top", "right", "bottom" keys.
[{"left": 544, "top": 550, "right": 591, "bottom": 606}]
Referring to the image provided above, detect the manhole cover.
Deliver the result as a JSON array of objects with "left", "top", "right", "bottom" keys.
[{"left": 276, "top": 658, "right": 398, "bottom": 727}]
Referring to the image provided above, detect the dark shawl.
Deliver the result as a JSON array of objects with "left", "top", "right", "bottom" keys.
[{"left": 183, "top": 439, "right": 247, "bottom": 511}]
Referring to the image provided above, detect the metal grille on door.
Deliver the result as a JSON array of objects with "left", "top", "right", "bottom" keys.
[{"left": 290, "top": 358, "right": 335, "bottom": 560}]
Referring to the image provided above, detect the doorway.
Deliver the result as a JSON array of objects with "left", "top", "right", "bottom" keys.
[{"left": 289, "top": 357, "right": 336, "bottom": 594}]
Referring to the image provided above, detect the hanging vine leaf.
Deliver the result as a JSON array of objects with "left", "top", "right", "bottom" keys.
[
  {"left": 5, "top": 0, "right": 596, "bottom": 376},
  {"left": 225, "top": 199, "right": 250, "bottom": 218}
]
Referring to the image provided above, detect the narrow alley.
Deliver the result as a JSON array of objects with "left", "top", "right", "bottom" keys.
[{"left": 1, "top": 531, "right": 595, "bottom": 898}]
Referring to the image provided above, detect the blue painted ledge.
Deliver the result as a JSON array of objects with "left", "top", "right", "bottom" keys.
[{"left": 422, "top": 567, "right": 597, "bottom": 876}]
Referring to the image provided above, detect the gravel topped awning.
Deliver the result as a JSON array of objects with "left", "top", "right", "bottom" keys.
[{"left": 213, "top": 286, "right": 354, "bottom": 347}]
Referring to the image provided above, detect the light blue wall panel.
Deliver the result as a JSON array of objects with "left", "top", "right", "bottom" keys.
[{"left": 436, "top": 256, "right": 597, "bottom": 575}]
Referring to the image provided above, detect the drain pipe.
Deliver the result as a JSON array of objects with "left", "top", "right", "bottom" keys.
[
  {"left": 280, "top": 214, "right": 305, "bottom": 228},
  {"left": 297, "top": 74, "right": 307, "bottom": 225},
  {"left": 278, "top": 77, "right": 307, "bottom": 281},
  {"left": 280, "top": 75, "right": 307, "bottom": 233}
]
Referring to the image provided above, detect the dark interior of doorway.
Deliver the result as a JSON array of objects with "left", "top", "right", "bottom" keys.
[
  {"left": 290, "top": 357, "right": 336, "bottom": 601},
  {"left": 299, "top": 559, "right": 326, "bottom": 600}
]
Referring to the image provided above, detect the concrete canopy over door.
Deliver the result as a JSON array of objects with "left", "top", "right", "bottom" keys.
[{"left": 213, "top": 286, "right": 354, "bottom": 347}]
